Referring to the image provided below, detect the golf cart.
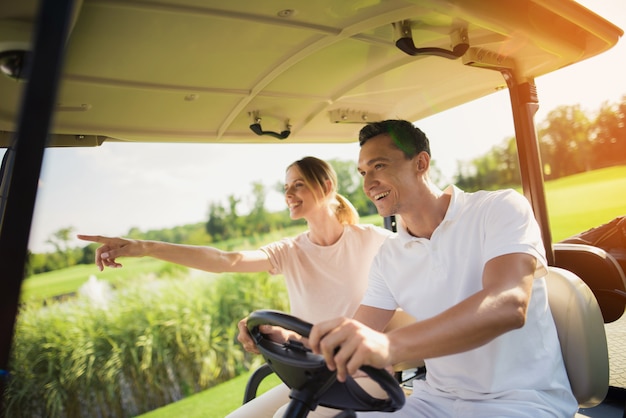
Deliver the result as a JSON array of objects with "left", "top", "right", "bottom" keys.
[{"left": 0, "top": 0, "right": 624, "bottom": 416}]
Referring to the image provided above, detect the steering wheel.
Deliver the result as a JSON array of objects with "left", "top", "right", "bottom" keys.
[{"left": 247, "top": 310, "right": 406, "bottom": 418}]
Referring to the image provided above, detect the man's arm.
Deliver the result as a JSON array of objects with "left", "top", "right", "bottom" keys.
[
  {"left": 310, "top": 252, "right": 536, "bottom": 382},
  {"left": 388, "top": 252, "right": 535, "bottom": 363},
  {"left": 354, "top": 305, "right": 396, "bottom": 332}
]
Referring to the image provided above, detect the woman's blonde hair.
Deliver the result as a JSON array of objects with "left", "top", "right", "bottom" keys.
[{"left": 288, "top": 156, "right": 359, "bottom": 225}]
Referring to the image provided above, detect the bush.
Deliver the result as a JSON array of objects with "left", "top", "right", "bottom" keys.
[{"left": 4, "top": 273, "right": 289, "bottom": 418}]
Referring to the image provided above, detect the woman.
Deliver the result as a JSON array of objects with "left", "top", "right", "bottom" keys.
[{"left": 78, "top": 156, "right": 394, "bottom": 417}]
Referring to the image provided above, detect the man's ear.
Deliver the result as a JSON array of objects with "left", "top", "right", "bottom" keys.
[{"left": 415, "top": 151, "right": 430, "bottom": 172}]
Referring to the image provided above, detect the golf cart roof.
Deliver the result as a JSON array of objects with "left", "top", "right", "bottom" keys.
[
  {"left": 0, "top": 1, "right": 623, "bottom": 411},
  {"left": 0, "top": 0, "right": 622, "bottom": 147}
]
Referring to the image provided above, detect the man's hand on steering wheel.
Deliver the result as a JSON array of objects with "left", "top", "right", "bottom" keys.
[{"left": 309, "top": 317, "right": 393, "bottom": 383}]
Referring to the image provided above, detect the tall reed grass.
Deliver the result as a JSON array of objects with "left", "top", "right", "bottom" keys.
[{"left": 4, "top": 273, "right": 289, "bottom": 418}]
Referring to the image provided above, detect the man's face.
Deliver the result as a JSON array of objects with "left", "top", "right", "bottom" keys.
[{"left": 357, "top": 134, "right": 418, "bottom": 218}]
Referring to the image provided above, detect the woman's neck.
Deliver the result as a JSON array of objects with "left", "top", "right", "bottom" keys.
[{"left": 306, "top": 213, "right": 345, "bottom": 246}]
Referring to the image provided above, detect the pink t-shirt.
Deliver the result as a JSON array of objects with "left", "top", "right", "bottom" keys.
[{"left": 261, "top": 224, "right": 392, "bottom": 323}]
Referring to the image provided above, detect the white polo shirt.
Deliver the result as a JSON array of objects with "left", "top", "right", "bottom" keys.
[{"left": 361, "top": 186, "right": 577, "bottom": 415}]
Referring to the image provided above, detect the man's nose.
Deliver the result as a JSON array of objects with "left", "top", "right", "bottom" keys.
[{"left": 362, "top": 172, "right": 375, "bottom": 193}]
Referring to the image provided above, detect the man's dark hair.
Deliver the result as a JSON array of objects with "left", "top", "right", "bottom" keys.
[{"left": 358, "top": 119, "right": 431, "bottom": 159}]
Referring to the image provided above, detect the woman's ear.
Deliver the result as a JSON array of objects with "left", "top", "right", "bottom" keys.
[{"left": 323, "top": 178, "right": 333, "bottom": 196}]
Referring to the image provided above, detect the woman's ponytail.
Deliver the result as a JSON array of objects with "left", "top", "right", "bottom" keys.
[{"left": 335, "top": 193, "right": 359, "bottom": 225}]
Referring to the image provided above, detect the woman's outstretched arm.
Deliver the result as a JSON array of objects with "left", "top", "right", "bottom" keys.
[{"left": 77, "top": 234, "right": 273, "bottom": 273}]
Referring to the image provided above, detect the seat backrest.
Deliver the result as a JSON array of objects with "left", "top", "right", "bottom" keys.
[
  {"left": 545, "top": 267, "right": 609, "bottom": 408},
  {"left": 554, "top": 242, "right": 626, "bottom": 323}
]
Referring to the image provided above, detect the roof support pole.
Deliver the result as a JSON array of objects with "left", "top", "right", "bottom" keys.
[
  {"left": 503, "top": 74, "right": 555, "bottom": 265},
  {"left": 0, "top": 0, "right": 75, "bottom": 410},
  {"left": 464, "top": 50, "right": 554, "bottom": 265}
]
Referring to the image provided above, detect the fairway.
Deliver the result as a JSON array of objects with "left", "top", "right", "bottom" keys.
[
  {"left": 20, "top": 258, "right": 176, "bottom": 302},
  {"left": 545, "top": 166, "right": 626, "bottom": 241}
]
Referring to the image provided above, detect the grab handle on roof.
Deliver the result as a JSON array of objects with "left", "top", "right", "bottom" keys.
[
  {"left": 393, "top": 21, "right": 469, "bottom": 60},
  {"left": 248, "top": 114, "right": 291, "bottom": 140}
]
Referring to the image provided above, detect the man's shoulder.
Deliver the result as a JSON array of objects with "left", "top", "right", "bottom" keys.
[
  {"left": 464, "top": 188, "right": 527, "bottom": 209},
  {"left": 452, "top": 188, "right": 534, "bottom": 227}
]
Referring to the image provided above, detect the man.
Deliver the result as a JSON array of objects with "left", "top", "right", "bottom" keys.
[{"left": 309, "top": 120, "right": 578, "bottom": 417}]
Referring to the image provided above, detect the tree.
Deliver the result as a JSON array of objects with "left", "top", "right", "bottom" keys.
[
  {"left": 78, "top": 243, "right": 97, "bottom": 266},
  {"left": 206, "top": 201, "right": 227, "bottom": 241},
  {"left": 592, "top": 96, "right": 626, "bottom": 168},
  {"left": 46, "top": 226, "right": 76, "bottom": 268},
  {"left": 224, "top": 194, "right": 242, "bottom": 239},
  {"left": 246, "top": 181, "right": 270, "bottom": 234},
  {"left": 492, "top": 137, "right": 520, "bottom": 187},
  {"left": 453, "top": 137, "right": 520, "bottom": 191},
  {"left": 538, "top": 104, "right": 592, "bottom": 179}
]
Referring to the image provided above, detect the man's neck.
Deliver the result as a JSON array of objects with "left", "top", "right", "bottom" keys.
[{"left": 402, "top": 188, "right": 452, "bottom": 239}]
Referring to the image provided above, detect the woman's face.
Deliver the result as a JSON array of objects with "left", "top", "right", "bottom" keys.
[{"left": 284, "top": 165, "right": 324, "bottom": 220}]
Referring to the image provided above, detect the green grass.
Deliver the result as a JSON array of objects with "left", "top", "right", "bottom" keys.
[
  {"left": 20, "top": 258, "right": 176, "bottom": 302},
  {"left": 544, "top": 165, "right": 626, "bottom": 241},
  {"left": 138, "top": 369, "right": 281, "bottom": 418}
]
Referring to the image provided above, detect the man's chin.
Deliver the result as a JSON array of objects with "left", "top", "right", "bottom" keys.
[
  {"left": 375, "top": 204, "right": 399, "bottom": 219},
  {"left": 375, "top": 206, "right": 392, "bottom": 218}
]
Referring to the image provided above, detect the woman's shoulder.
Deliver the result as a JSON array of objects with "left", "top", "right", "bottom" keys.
[
  {"left": 347, "top": 223, "right": 394, "bottom": 237},
  {"left": 262, "top": 230, "right": 309, "bottom": 250}
]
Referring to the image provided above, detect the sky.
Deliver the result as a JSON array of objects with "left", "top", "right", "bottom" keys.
[{"left": 25, "top": 0, "right": 626, "bottom": 253}]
